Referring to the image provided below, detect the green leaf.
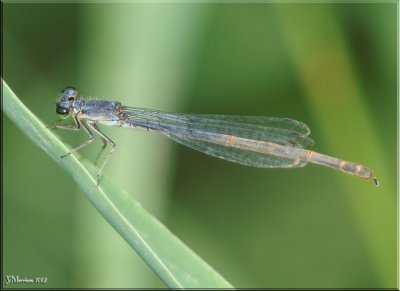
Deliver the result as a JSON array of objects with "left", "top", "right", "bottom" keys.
[{"left": 2, "top": 79, "right": 234, "bottom": 289}]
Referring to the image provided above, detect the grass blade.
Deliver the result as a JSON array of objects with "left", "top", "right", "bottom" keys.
[{"left": 2, "top": 79, "right": 233, "bottom": 289}]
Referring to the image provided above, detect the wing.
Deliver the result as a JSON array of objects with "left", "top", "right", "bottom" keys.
[{"left": 122, "top": 107, "right": 314, "bottom": 168}]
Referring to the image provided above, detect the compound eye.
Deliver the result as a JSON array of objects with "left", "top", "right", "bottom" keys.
[
  {"left": 61, "top": 86, "right": 76, "bottom": 93},
  {"left": 61, "top": 86, "right": 77, "bottom": 100},
  {"left": 56, "top": 106, "right": 69, "bottom": 115}
]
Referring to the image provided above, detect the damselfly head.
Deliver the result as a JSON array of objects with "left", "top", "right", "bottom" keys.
[{"left": 56, "top": 86, "right": 77, "bottom": 118}]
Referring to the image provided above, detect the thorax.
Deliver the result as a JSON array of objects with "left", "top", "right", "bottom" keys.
[{"left": 74, "top": 99, "right": 122, "bottom": 125}]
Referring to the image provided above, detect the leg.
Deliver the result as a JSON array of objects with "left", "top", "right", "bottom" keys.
[
  {"left": 93, "top": 124, "right": 108, "bottom": 166},
  {"left": 87, "top": 123, "right": 116, "bottom": 186},
  {"left": 49, "top": 115, "right": 81, "bottom": 131},
  {"left": 61, "top": 118, "right": 95, "bottom": 158}
]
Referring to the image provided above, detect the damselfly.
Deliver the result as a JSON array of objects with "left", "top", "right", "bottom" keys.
[{"left": 50, "top": 87, "right": 378, "bottom": 187}]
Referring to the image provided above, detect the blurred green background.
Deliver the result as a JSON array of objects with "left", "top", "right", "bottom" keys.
[{"left": 3, "top": 2, "right": 397, "bottom": 289}]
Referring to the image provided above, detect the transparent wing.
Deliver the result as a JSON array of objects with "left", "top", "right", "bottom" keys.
[{"left": 122, "top": 107, "right": 315, "bottom": 168}]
